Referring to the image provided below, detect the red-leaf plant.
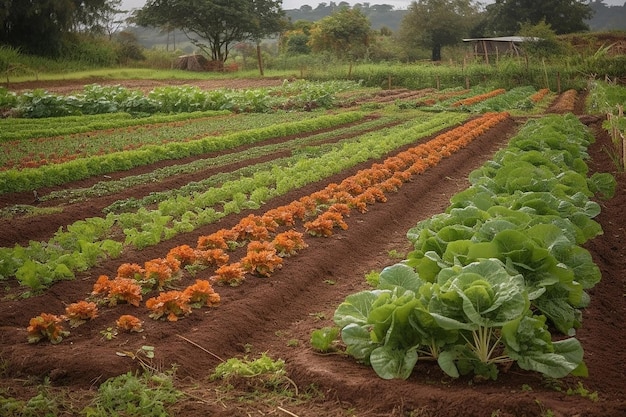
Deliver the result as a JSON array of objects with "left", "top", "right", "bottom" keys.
[
  {"left": 65, "top": 300, "right": 99, "bottom": 328},
  {"left": 183, "top": 279, "right": 221, "bottom": 307},
  {"left": 27, "top": 313, "right": 69, "bottom": 344},
  {"left": 145, "top": 290, "right": 192, "bottom": 322},
  {"left": 116, "top": 314, "right": 144, "bottom": 333},
  {"left": 272, "top": 230, "right": 308, "bottom": 257},
  {"left": 92, "top": 275, "right": 143, "bottom": 307},
  {"left": 240, "top": 241, "right": 283, "bottom": 277},
  {"left": 211, "top": 262, "right": 246, "bottom": 286}
]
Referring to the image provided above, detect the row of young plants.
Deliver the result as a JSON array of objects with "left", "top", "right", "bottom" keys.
[
  {"left": 0, "top": 80, "right": 361, "bottom": 118},
  {"left": 0, "top": 111, "right": 364, "bottom": 194},
  {"left": 1, "top": 112, "right": 470, "bottom": 291},
  {"left": 31, "top": 113, "right": 410, "bottom": 208},
  {"left": 0, "top": 111, "right": 320, "bottom": 171},
  {"left": 415, "top": 86, "right": 552, "bottom": 114},
  {"left": 587, "top": 80, "right": 626, "bottom": 170},
  {"left": 327, "top": 113, "right": 616, "bottom": 381},
  {"left": 0, "top": 109, "right": 231, "bottom": 143},
  {"left": 25, "top": 112, "right": 511, "bottom": 345}
]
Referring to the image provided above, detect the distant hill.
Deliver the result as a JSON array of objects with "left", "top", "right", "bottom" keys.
[
  {"left": 126, "top": 2, "right": 626, "bottom": 50},
  {"left": 587, "top": 1, "right": 626, "bottom": 31},
  {"left": 284, "top": 3, "right": 408, "bottom": 32},
  {"left": 283, "top": 1, "right": 626, "bottom": 33}
]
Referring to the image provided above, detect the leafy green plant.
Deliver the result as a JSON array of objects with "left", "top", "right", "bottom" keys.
[
  {"left": 83, "top": 370, "right": 181, "bottom": 417},
  {"left": 210, "top": 353, "right": 286, "bottom": 380},
  {"left": 310, "top": 326, "right": 340, "bottom": 353}
]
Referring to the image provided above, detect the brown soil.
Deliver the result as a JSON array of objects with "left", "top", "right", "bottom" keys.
[{"left": 0, "top": 84, "right": 624, "bottom": 417}]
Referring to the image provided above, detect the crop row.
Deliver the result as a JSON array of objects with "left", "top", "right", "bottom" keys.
[
  {"left": 0, "top": 111, "right": 321, "bottom": 170},
  {"left": 0, "top": 80, "right": 362, "bottom": 118},
  {"left": 0, "top": 110, "right": 232, "bottom": 143},
  {"left": 33, "top": 113, "right": 409, "bottom": 208},
  {"left": 0, "top": 111, "right": 365, "bottom": 194},
  {"left": 332, "top": 113, "right": 616, "bottom": 381},
  {"left": 25, "top": 112, "right": 510, "bottom": 346},
  {"left": 409, "top": 86, "right": 553, "bottom": 115},
  {"left": 1, "top": 112, "right": 470, "bottom": 290}
]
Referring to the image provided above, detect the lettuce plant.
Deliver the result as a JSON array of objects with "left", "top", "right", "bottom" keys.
[{"left": 333, "top": 259, "right": 586, "bottom": 381}]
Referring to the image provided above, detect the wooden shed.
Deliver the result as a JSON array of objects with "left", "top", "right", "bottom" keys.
[{"left": 463, "top": 36, "right": 539, "bottom": 63}]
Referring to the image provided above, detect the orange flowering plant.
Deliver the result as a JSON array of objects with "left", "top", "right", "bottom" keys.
[
  {"left": 144, "top": 257, "right": 181, "bottom": 290},
  {"left": 211, "top": 262, "right": 246, "bottom": 286},
  {"left": 183, "top": 279, "right": 221, "bottom": 307},
  {"left": 241, "top": 241, "right": 283, "bottom": 277},
  {"left": 166, "top": 245, "right": 197, "bottom": 267},
  {"left": 116, "top": 314, "right": 144, "bottom": 332},
  {"left": 65, "top": 300, "right": 99, "bottom": 327},
  {"left": 92, "top": 275, "right": 143, "bottom": 307},
  {"left": 197, "top": 229, "right": 239, "bottom": 250},
  {"left": 145, "top": 290, "right": 192, "bottom": 322},
  {"left": 27, "top": 313, "right": 69, "bottom": 344},
  {"left": 116, "top": 263, "right": 145, "bottom": 280},
  {"left": 194, "top": 248, "right": 229, "bottom": 267},
  {"left": 272, "top": 230, "right": 308, "bottom": 257},
  {"left": 232, "top": 214, "right": 275, "bottom": 242}
]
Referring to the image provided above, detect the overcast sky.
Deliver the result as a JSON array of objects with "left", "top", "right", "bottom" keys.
[{"left": 121, "top": 0, "right": 626, "bottom": 12}]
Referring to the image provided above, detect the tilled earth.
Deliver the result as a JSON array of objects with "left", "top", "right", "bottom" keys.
[{"left": 0, "top": 82, "right": 624, "bottom": 417}]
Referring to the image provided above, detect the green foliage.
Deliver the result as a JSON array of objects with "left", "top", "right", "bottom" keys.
[
  {"left": 484, "top": 0, "right": 593, "bottom": 35},
  {"left": 83, "top": 370, "right": 181, "bottom": 417},
  {"left": 335, "top": 114, "right": 608, "bottom": 381},
  {"left": 398, "top": 0, "right": 481, "bottom": 61},
  {"left": 308, "top": 8, "right": 372, "bottom": 60},
  {"left": 210, "top": 353, "right": 285, "bottom": 380},
  {"left": 310, "top": 326, "right": 340, "bottom": 352},
  {"left": 517, "top": 21, "right": 564, "bottom": 59},
  {"left": 136, "top": 0, "right": 285, "bottom": 62}
]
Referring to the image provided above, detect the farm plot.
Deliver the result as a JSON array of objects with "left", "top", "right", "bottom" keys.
[{"left": 0, "top": 81, "right": 624, "bottom": 417}]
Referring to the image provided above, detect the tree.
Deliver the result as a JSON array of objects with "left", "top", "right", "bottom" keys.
[
  {"left": 398, "top": 0, "right": 481, "bottom": 61},
  {"left": 517, "top": 20, "right": 564, "bottom": 59},
  {"left": 0, "top": 0, "right": 117, "bottom": 56},
  {"left": 308, "top": 7, "right": 372, "bottom": 61},
  {"left": 134, "top": 0, "right": 285, "bottom": 64},
  {"left": 484, "top": 0, "right": 594, "bottom": 36}
]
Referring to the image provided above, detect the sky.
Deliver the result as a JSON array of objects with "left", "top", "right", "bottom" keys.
[{"left": 120, "top": 0, "right": 626, "bottom": 12}]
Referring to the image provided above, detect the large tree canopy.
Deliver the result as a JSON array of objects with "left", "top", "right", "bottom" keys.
[
  {"left": 134, "top": 0, "right": 285, "bottom": 62},
  {"left": 484, "top": 0, "right": 593, "bottom": 35},
  {"left": 308, "top": 7, "right": 372, "bottom": 60},
  {"left": 0, "top": 0, "right": 118, "bottom": 56},
  {"left": 399, "top": 0, "right": 481, "bottom": 61}
]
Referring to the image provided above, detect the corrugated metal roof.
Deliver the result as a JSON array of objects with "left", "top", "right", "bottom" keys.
[{"left": 462, "top": 36, "right": 540, "bottom": 42}]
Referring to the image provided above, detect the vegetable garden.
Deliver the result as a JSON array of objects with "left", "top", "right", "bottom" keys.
[{"left": 0, "top": 78, "right": 624, "bottom": 417}]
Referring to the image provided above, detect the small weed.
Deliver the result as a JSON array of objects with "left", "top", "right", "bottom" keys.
[
  {"left": 100, "top": 327, "right": 117, "bottom": 341},
  {"left": 522, "top": 384, "right": 533, "bottom": 392},
  {"left": 387, "top": 249, "right": 405, "bottom": 259},
  {"left": 535, "top": 399, "right": 555, "bottom": 417},
  {"left": 323, "top": 279, "right": 336, "bottom": 285},
  {"left": 566, "top": 381, "right": 599, "bottom": 402},
  {"left": 365, "top": 270, "right": 380, "bottom": 287},
  {"left": 82, "top": 369, "right": 181, "bottom": 417},
  {"left": 308, "top": 312, "right": 327, "bottom": 321},
  {"left": 287, "top": 339, "right": 299, "bottom": 347},
  {"left": 116, "top": 345, "right": 156, "bottom": 371}
]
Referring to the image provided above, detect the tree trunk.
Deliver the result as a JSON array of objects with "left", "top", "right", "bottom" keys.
[
  {"left": 256, "top": 42, "right": 264, "bottom": 76},
  {"left": 432, "top": 44, "right": 442, "bottom": 62}
]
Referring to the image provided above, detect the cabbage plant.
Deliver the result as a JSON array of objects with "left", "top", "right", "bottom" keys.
[{"left": 333, "top": 259, "right": 586, "bottom": 381}]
